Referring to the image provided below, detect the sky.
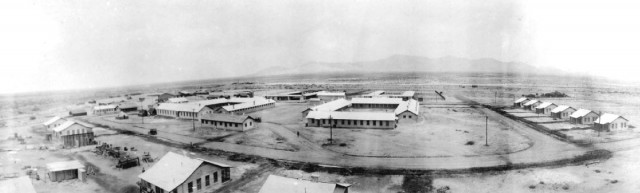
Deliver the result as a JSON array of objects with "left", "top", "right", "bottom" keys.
[{"left": 1, "top": 0, "right": 639, "bottom": 94}]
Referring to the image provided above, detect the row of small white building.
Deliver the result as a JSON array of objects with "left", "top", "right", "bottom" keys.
[{"left": 514, "top": 97, "right": 629, "bottom": 132}]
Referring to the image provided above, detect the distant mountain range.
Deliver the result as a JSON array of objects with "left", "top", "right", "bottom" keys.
[{"left": 252, "top": 55, "right": 565, "bottom": 76}]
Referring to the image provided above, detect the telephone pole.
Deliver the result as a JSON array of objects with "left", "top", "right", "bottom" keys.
[
  {"left": 485, "top": 116, "right": 489, "bottom": 146},
  {"left": 329, "top": 115, "right": 333, "bottom": 144},
  {"left": 192, "top": 108, "right": 196, "bottom": 131}
]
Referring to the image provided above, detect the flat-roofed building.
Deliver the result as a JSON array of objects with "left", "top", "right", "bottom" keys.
[
  {"left": 594, "top": 113, "right": 629, "bottom": 132},
  {"left": 570, "top": 109, "right": 600, "bottom": 125},
  {"left": 258, "top": 175, "right": 351, "bottom": 193},
  {"left": 200, "top": 114, "right": 256, "bottom": 131},
  {"left": 551, "top": 105, "right": 576, "bottom": 120},
  {"left": 138, "top": 152, "right": 232, "bottom": 193},
  {"left": 47, "top": 160, "right": 86, "bottom": 182}
]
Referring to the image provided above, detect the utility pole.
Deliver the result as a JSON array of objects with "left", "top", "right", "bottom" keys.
[
  {"left": 597, "top": 111, "right": 602, "bottom": 137},
  {"left": 485, "top": 116, "right": 489, "bottom": 146},
  {"left": 329, "top": 115, "right": 334, "bottom": 143}
]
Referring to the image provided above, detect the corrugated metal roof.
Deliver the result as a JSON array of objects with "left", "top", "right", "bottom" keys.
[
  {"left": 594, "top": 113, "right": 628, "bottom": 124},
  {"left": 157, "top": 103, "right": 207, "bottom": 112},
  {"left": 401, "top": 91, "right": 415, "bottom": 96},
  {"left": 200, "top": 114, "right": 253, "bottom": 123},
  {"left": 551, "top": 105, "right": 574, "bottom": 113},
  {"left": 306, "top": 111, "right": 396, "bottom": 121},
  {"left": 535, "top": 102, "right": 556, "bottom": 109},
  {"left": 0, "top": 176, "right": 37, "bottom": 193},
  {"left": 514, "top": 97, "right": 529, "bottom": 103},
  {"left": 523, "top": 100, "right": 540, "bottom": 106},
  {"left": 47, "top": 160, "right": 84, "bottom": 172},
  {"left": 394, "top": 99, "right": 420, "bottom": 115},
  {"left": 351, "top": 98, "right": 403, "bottom": 104},
  {"left": 258, "top": 175, "right": 346, "bottom": 193},
  {"left": 308, "top": 99, "right": 351, "bottom": 112},
  {"left": 138, "top": 152, "right": 230, "bottom": 191},
  {"left": 570, "top": 109, "right": 597, "bottom": 118},
  {"left": 43, "top": 116, "right": 63, "bottom": 126}
]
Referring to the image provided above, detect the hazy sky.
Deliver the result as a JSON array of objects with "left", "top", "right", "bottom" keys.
[{"left": 1, "top": 0, "right": 639, "bottom": 94}]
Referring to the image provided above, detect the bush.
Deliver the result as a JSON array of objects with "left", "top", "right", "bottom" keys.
[
  {"left": 465, "top": 141, "right": 475, "bottom": 145},
  {"left": 402, "top": 174, "right": 434, "bottom": 193},
  {"left": 29, "top": 116, "right": 36, "bottom": 120}
]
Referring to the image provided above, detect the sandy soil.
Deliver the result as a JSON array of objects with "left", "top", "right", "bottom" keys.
[
  {"left": 223, "top": 126, "right": 297, "bottom": 151},
  {"left": 299, "top": 105, "right": 532, "bottom": 157}
]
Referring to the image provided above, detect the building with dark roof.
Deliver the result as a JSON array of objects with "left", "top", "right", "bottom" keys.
[{"left": 199, "top": 114, "right": 256, "bottom": 131}]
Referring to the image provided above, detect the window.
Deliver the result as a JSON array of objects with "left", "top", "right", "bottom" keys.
[
  {"left": 214, "top": 172, "right": 218, "bottom": 182},
  {"left": 206, "top": 175, "right": 210, "bottom": 186},
  {"left": 188, "top": 182, "right": 193, "bottom": 193},
  {"left": 341, "top": 120, "right": 344, "bottom": 125},
  {"left": 360, "top": 120, "right": 363, "bottom": 125},
  {"left": 386, "top": 121, "right": 389, "bottom": 126},
  {"left": 245, "top": 123, "right": 247, "bottom": 127},
  {"left": 403, "top": 115, "right": 406, "bottom": 118},
  {"left": 367, "top": 121, "right": 370, "bottom": 125},
  {"left": 409, "top": 116, "right": 412, "bottom": 119},
  {"left": 373, "top": 121, "right": 376, "bottom": 126},
  {"left": 323, "top": 120, "right": 326, "bottom": 124},
  {"left": 197, "top": 178, "right": 201, "bottom": 190},
  {"left": 155, "top": 186, "right": 164, "bottom": 193},
  {"left": 347, "top": 120, "right": 350, "bottom": 125},
  {"left": 311, "top": 119, "right": 314, "bottom": 124},
  {"left": 250, "top": 122, "right": 252, "bottom": 126}
]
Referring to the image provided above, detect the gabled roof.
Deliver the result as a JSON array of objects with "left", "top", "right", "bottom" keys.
[
  {"left": 138, "top": 152, "right": 230, "bottom": 191},
  {"left": 570, "top": 109, "right": 598, "bottom": 118},
  {"left": 47, "top": 160, "right": 85, "bottom": 172},
  {"left": 306, "top": 111, "right": 397, "bottom": 121},
  {"left": 157, "top": 103, "right": 208, "bottom": 112},
  {"left": 94, "top": 105, "right": 117, "bottom": 110},
  {"left": 200, "top": 114, "right": 253, "bottom": 123},
  {"left": 258, "top": 175, "right": 350, "bottom": 193},
  {"left": 514, "top": 97, "right": 529, "bottom": 103},
  {"left": 43, "top": 116, "right": 63, "bottom": 126},
  {"left": 535, "top": 102, "right": 556, "bottom": 109},
  {"left": 222, "top": 98, "right": 275, "bottom": 112},
  {"left": 551, "top": 105, "right": 575, "bottom": 113},
  {"left": 0, "top": 176, "right": 37, "bottom": 193},
  {"left": 394, "top": 99, "right": 419, "bottom": 115},
  {"left": 52, "top": 120, "right": 77, "bottom": 132},
  {"left": 400, "top": 91, "right": 415, "bottom": 96},
  {"left": 307, "top": 99, "right": 351, "bottom": 112},
  {"left": 594, "top": 113, "right": 628, "bottom": 124},
  {"left": 523, "top": 100, "right": 540, "bottom": 106},
  {"left": 351, "top": 97, "right": 403, "bottom": 105}
]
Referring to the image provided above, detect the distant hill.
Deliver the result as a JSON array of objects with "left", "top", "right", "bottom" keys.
[{"left": 252, "top": 55, "right": 564, "bottom": 76}]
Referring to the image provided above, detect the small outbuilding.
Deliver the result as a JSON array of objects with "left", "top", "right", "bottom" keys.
[
  {"left": 116, "top": 111, "right": 129, "bottom": 119},
  {"left": 0, "top": 176, "right": 38, "bottom": 193},
  {"left": 68, "top": 109, "right": 87, "bottom": 116},
  {"left": 550, "top": 105, "right": 576, "bottom": 120},
  {"left": 522, "top": 100, "right": 541, "bottom": 110},
  {"left": 258, "top": 175, "right": 351, "bottom": 193},
  {"left": 594, "top": 113, "right": 629, "bottom": 132},
  {"left": 513, "top": 97, "right": 530, "bottom": 108},
  {"left": 93, "top": 105, "right": 118, "bottom": 115},
  {"left": 570, "top": 109, "right": 600, "bottom": 125},
  {"left": 138, "top": 152, "right": 232, "bottom": 193},
  {"left": 535, "top": 102, "right": 557, "bottom": 114},
  {"left": 47, "top": 160, "right": 86, "bottom": 182},
  {"left": 118, "top": 103, "right": 139, "bottom": 112}
]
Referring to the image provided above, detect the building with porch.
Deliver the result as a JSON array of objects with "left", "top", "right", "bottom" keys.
[
  {"left": 52, "top": 120, "right": 94, "bottom": 148},
  {"left": 93, "top": 105, "right": 118, "bottom": 115}
]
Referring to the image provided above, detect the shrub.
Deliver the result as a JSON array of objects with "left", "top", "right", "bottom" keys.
[{"left": 465, "top": 141, "right": 475, "bottom": 145}]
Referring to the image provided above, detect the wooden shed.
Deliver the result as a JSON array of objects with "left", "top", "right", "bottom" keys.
[{"left": 47, "top": 160, "right": 86, "bottom": 182}]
